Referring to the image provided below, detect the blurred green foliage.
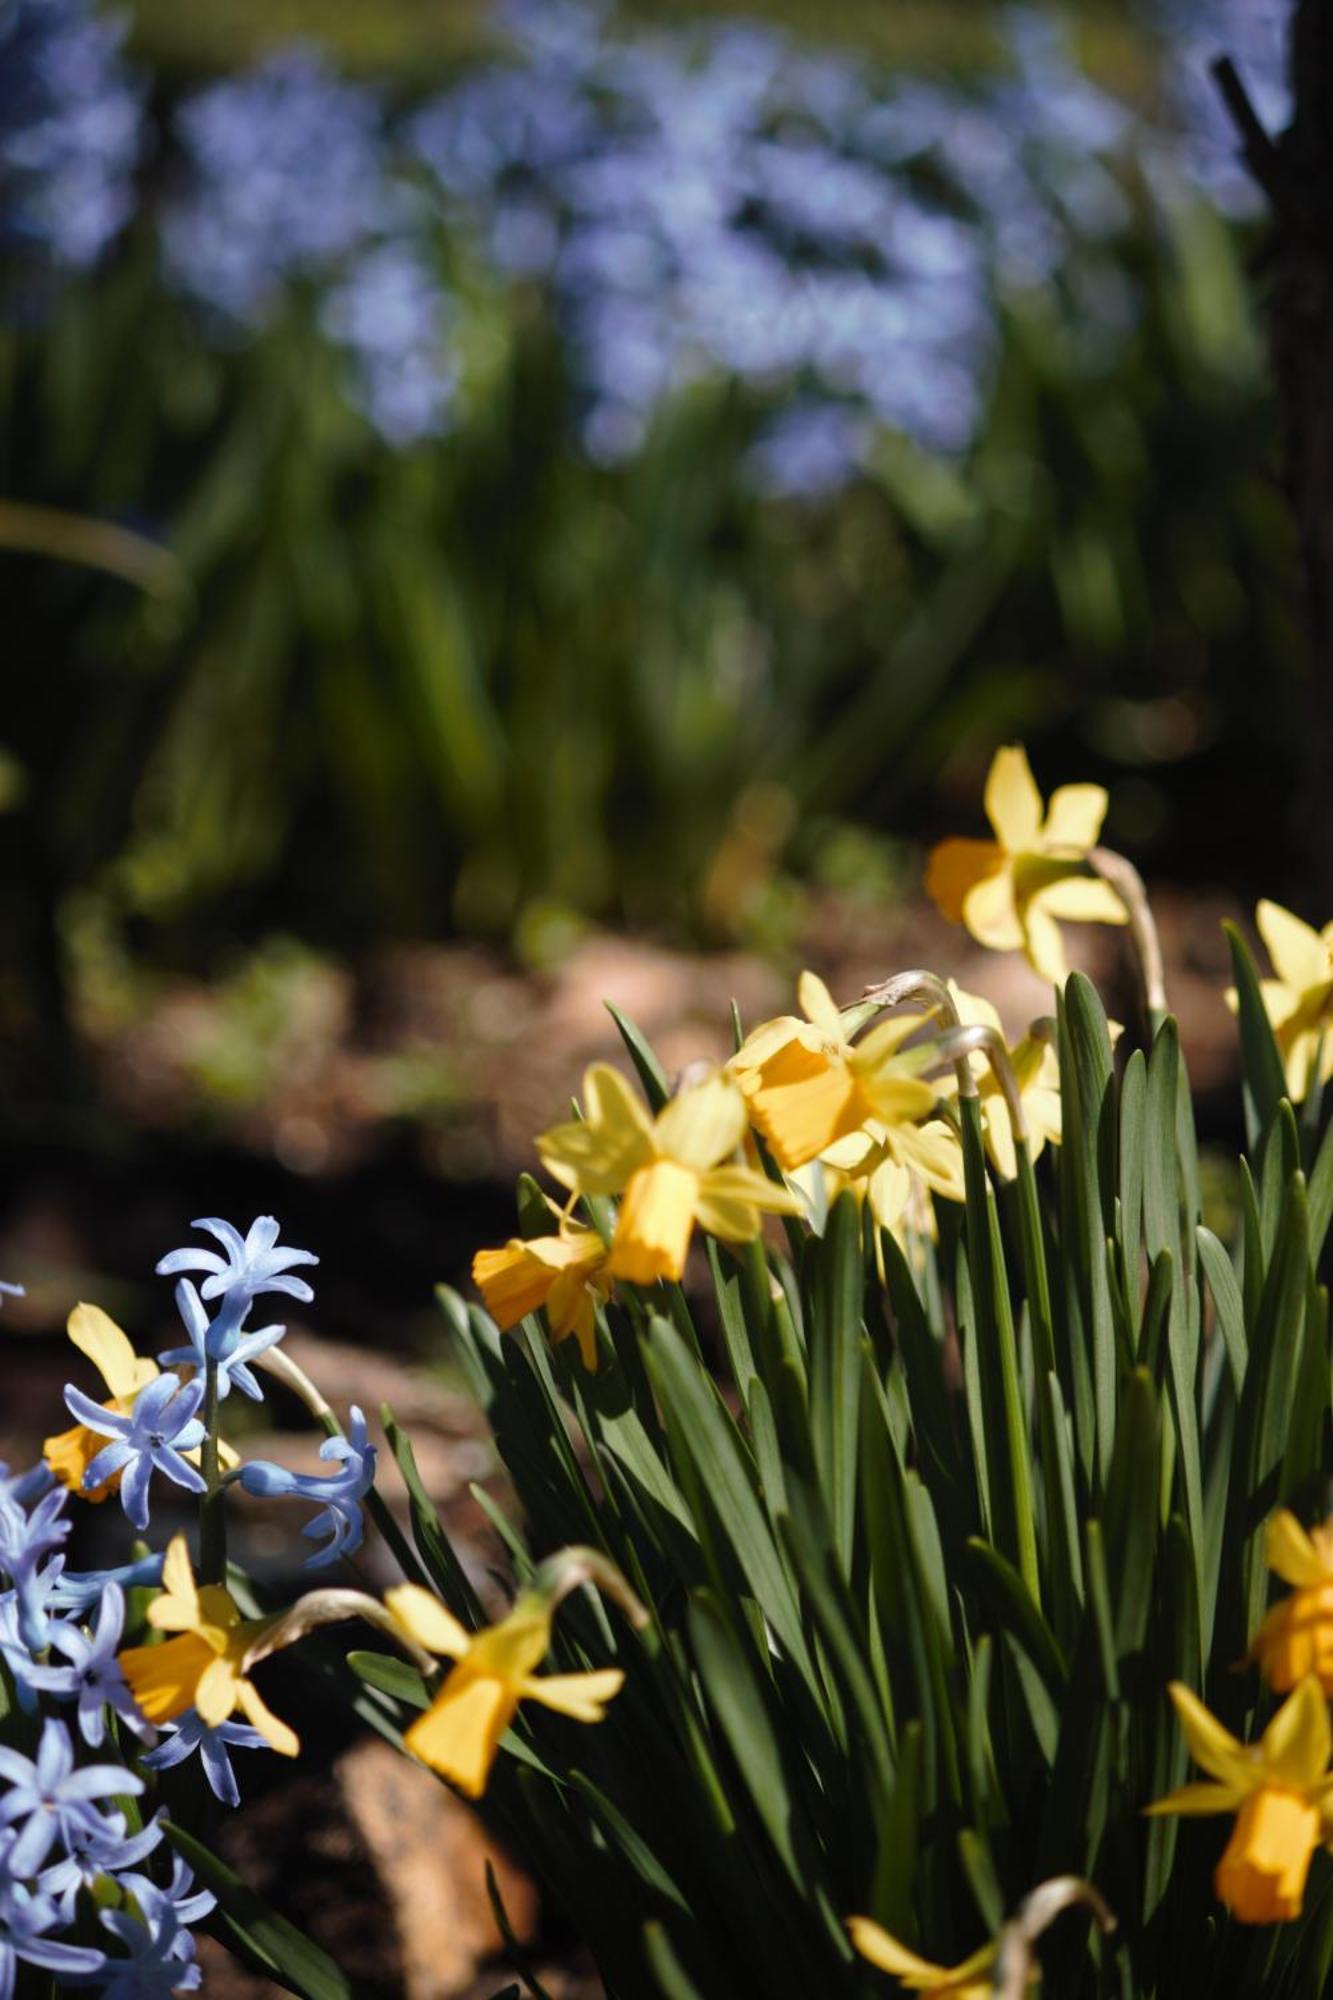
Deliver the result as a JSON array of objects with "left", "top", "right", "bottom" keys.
[
  {"left": 123, "top": 0, "right": 1140, "bottom": 87},
  {"left": 0, "top": 4, "right": 1306, "bottom": 1112}
]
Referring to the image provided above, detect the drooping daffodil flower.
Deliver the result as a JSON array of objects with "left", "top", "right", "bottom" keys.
[
  {"left": 473, "top": 1216, "right": 613, "bottom": 1370},
  {"left": 1147, "top": 1675, "right": 1333, "bottom": 1923},
  {"left": 387, "top": 1582, "right": 626, "bottom": 1799}
]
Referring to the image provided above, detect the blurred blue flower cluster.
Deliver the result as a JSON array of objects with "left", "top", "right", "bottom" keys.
[
  {"left": 0, "top": 0, "right": 1295, "bottom": 479},
  {"left": 0, "top": 0, "right": 142, "bottom": 281},
  {"left": 1155, "top": 0, "right": 1290, "bottom": 216}
]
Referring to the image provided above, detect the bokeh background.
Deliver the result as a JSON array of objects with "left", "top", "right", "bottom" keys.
[
  {"left": 0, "top": 0, "right": 1304, "bottom": 1418},
  {"left": 0, "top": 0, "right": 1311, "bottom": 1988}
]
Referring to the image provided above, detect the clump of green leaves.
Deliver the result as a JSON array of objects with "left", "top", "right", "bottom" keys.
[{"left": 359, "top": 934, "right": 1333, "bottom": 1998}]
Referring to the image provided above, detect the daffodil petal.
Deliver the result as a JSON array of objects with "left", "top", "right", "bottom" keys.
[
  {"left": 1020, "top": 900, "right": 1068, "bottom": 985},
  {"left": 891, "top": 1120, "right": 967, "bottom": 1203},
  {"left": 845, "top": 1916, "right": 951, "bottom": 1981},
  {"left": 655, "top": 1072, "right": 748, "bottom": 1172},
  {"left": 538, "top": 1064, "right": 656, "bottom": 1194},
  {"left": 925, "top": 837, "right": 1005, "bottom": 924},
  {"left": 1145, "top": 1780, "right": 1245, "bottom": 1817},
  {"left": 986, "top": 745, "right": 1044, "bottom": 850},
  {"left": 1267, "top": 1511, "right": 1330, "bottom": 1590},
  {"left": 237, "top": 1676, "right": 300, "bottom": 1757},
  {"left": 1168, "top": 1682, "right": 1253, "bottom": 1790},
  {"left": 520, "top": 1668, "right": 625, "bottom": 1722},
  {"left": 1030, "top": 876, "right": 1128, "bottom": 925},
  {"left": 1042, "top": 782, "right": 1108, "bottom": 853},
  {"left": 1260, "top": 1674, "right": 1331, "bottom": 1787},
  {"left": 962, "top": 868, "right": 1025, "bottom": 955},
  {"left": 793, "top": 969, "right": 842, "bottom": 1039},
  {"left": 1257, "top": 900, "right": 1331, "bottom": 992},
  {"left": 118, "top": 1634, "right": 216, "bottom": 1726},
  {"left": 67, "top": 1303, "right": 154, "bottom": 1402},
  {"left": 385, "top": 1584, "right": 471, "bottom": 1659}
]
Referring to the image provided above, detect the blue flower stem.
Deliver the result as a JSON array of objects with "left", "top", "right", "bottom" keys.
[{"left": 199, "top": 1356, "right": 226, "bottom": 1585}]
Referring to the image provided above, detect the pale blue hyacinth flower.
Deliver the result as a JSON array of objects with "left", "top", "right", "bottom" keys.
[
  {"left": 0, "top": 1481, "right": 71, "bottom": 1650},
  {"left": 159, "top": 1278, "right": 285, "bottom": 1401},
  {"left": 22, "top": 1583, "right": 148, "bottom": 1747},
  {"left": 156, "top": 1213, "right": 318, "bottom": 1311},
  {"left": 63, "top": 1374, "right": 206, "bottom": 1531},
  {"left": 0, "top": 1851, "right": 106, "bottom": 1994},
  {"left": 237, "top": 1405, "right": 376, "bottom": 1568},
  {"left": 95, "top": 1858, "right": 214, "bottom": 1996},
  {"left": 0, "top": 1717, "right": 142, "bottom": 1877},
  {"left": 51, "top": 1550, "right": 165, "bottom": 1614},
  {"left": 156, "top": 1214, "right": 317, "bottom": 1395},
  {"left": 143, "top": 1712, "right": 267, "bottom": 1809},
  {"left": 39, "top": 1809, "right": 164, "bottom": 1924}
]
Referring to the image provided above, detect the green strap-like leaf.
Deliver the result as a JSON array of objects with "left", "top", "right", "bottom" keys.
[{"left": 163, "top": 1822, "right": 353, "bottom": 2000}]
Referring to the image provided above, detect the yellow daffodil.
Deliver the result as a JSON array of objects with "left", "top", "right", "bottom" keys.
[
  {"left": 386, "top": 1583, "right": 624, "bottom": 1798},
  {"left": 944, "top": 983, "right": 1062, "bottom": 1180},
  {"left": 1250, "top": 1511, "right": 1333, "bottom": 1695},
  {"left": 118, "top": 1534, "right": 298, "bottom": 1756},
  {"left": 1147, "top": 1676, "right": 1333, "bottom": 1923},
  {"left": 846, "top": 1917, "right": 1004, "bottom": 1995},
  {"left": 1230, "top": 901, "right": 1333, "bottom": 1102},
  {"left": 44, "top": 1304, "right": 161, "bottom": 1501},
  {"left": 821, "top": 1121, "right": 961, "bottom": 1233},
  {"left": 925, "top": 745, "right": 1126, "bottom": 984},
  {"left": 537, "top": 1066, "right": 802, "bottom": 1285},
  {"left": 472, "top": 1219, "right": 612, "bottom": 1370},
  {"left": 733, "top": 975, "right": 963, "bottom": 1196}
]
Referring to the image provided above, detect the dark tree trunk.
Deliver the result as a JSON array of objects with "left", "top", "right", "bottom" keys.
[{"left": 1219, "top": 4, "right": 1333, "bottom": 897}]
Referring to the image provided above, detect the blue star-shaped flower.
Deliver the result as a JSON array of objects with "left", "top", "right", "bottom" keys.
[
  {"left": 237, "top": 1405, "right": 377, "bottom": 1568},
  {"left": 62, "top": 1374, "right": 206, "bottom": 1531},
  {"left": 0, "top": 1855, "right": 106, "bottom": 1994},
  {"left": 0, "top": 1482, "right": 71, "bottom": 1650},
  {"left": 39, "top": 1809, "right": 164, "bottom": 1924},
  {"left": 94, "top": 1859, "right": 213, "bottom": 1996},
  {"left": 0, "top": 1717, "right": 143, "bottom": 1877},
  {"left": 142, "top": 1712, "right": 267, "bottom": 1810},
  {"left": 158, "top": 1277, "right": 286, "bottom": 1401},
  {"left": 156, "top": 1213, "right": 317, "bottom": 1308},
  {"left": 23, "top": 1583, "right": 147, "bottom": 1748}
]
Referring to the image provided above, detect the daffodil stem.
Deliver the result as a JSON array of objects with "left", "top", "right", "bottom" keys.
[
  {"left": 862, "top": 969, "right": 977, "bottom": 1096},
  {"left": 199, "top": 1356, "right": 226, "bottom": 1586},
  {"left": 1090, "top": 846, "right": 1168, "bottom": 1023},
  {"left": 1014, "top": 1140, "right": 1055, "bottom": 1380}
]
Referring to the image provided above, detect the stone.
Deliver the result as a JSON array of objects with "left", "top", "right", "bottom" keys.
[{"left": 335, "top": 1737, "right": 539, "bottom": 2000}]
